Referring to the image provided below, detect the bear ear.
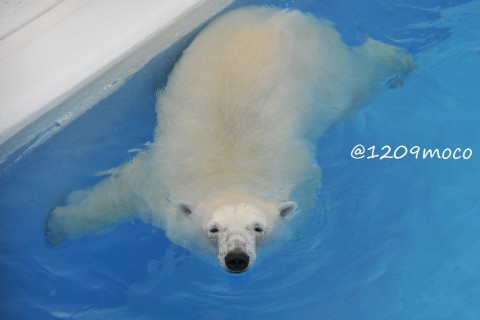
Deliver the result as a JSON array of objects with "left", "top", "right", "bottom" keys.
[
  {"left": 279, "top": 201, "right": 297, "bottom": 218},
  {"left": 177, "top": 203, "right": 194, "bottom": 216}
]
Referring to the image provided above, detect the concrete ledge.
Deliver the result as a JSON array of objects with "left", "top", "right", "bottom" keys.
[{"left": 0, "top": 0, "right": 233, "bottom": 163}]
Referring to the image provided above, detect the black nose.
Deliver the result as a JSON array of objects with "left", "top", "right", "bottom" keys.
[{"left": 225, "top": 250, "right": 249, "bottom": 273}]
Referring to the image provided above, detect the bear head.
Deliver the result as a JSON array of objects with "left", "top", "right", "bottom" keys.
[{"left": 176, "top": 198, "right": 297, "bottom": 273}]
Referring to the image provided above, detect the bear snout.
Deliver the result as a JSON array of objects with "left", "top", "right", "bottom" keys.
[{"left": 225, "top": 248, "right": 250, "bottom": 273}]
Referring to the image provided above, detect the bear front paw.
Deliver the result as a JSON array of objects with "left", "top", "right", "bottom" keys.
[{"left": 45, "top": 208, "right": 69, "bottom": 245}]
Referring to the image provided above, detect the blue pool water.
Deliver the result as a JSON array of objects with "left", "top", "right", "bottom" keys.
[{"left": 1, "top": 0, "right": 479, "bottom": 319}]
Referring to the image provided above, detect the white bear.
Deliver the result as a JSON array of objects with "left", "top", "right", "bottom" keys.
[{"left": 46, "top": 6, "right": 414, "bottom": 273}]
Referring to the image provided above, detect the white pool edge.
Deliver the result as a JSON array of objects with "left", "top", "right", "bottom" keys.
[{"left": 0, "top": 0, "right": 233, "bottom": 164}]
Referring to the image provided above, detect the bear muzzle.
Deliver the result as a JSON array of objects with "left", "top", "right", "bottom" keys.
[{"left": 218, "top": 232, "right": 255, "bottom": 273}]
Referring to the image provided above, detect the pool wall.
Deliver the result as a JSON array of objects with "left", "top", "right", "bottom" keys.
[{"left": 0, "top": 0, "right": 233, "bottom": 164}]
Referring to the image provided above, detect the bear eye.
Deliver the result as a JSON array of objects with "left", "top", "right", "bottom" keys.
[
  {"left": 253, "top": 225, "right": 264, "bottom": 233},
  {"left": 209, "top": 226, "right": 219, "bottom": 234},
  {"left": 178, "top": 203, "right": 193, "bottom": 215}
]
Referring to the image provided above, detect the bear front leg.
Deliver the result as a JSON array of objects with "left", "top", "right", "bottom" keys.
[
  {"left": 45, "top": 153, "right": 150, "bottom": 244},
  {"left": 45, "top": 173, "right": 138, "bottom": 244},
  {"left": 355, "top": 39, "right": 416, "bottom": 91}
]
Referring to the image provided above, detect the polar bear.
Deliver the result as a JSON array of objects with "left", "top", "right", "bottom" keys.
[{"left": 45, "top": 6, "right": 414, "bottom": 273}]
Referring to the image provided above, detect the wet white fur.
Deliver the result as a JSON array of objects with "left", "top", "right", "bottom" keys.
[{"left": 46, "top": 7, "right": 414, "bottom": 268}]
